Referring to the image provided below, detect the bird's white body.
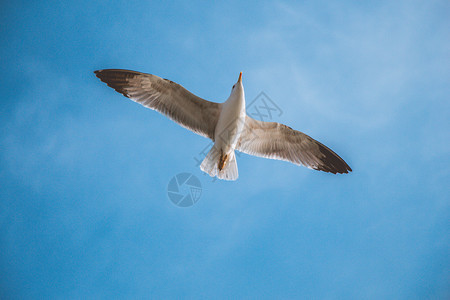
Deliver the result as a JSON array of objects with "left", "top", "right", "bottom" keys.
[
  {"left": 200, "top": 76, "right": 246, "bottom": 180},
  {"left": 214, "top": 82, "right": 246, "bottom": 155}
]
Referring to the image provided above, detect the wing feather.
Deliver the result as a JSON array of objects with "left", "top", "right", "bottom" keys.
[
  {"left": 237, "top": 116, "right": 352, "bottom": 174},
  {"left": 94, "top": 69, "right": 221, "bottom": 139}
]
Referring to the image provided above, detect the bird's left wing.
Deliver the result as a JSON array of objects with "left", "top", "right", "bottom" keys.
[
  {"left": 94, "top": 69, "right": 221, "bottom": 140},
  {"left": 236, "top": 116, "right": 352, "bottom": 174}
]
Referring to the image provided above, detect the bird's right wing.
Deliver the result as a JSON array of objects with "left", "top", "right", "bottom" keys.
[
  {"left": 94, "top": 69, "right": 221, "bottom": 140},
  {"left": 236, "top": 116, "right": 352, "bottom": 174}
]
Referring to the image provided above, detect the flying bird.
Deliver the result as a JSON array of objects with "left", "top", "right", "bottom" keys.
[{"left": 94, "top": 69, "right": 352, "bottom": 180}]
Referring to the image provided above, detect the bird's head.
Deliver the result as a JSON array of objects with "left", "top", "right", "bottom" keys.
[{"left": 230, "top": 72, "right": 244, "bottom": 96}]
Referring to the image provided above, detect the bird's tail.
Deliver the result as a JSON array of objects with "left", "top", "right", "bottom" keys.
[{"left": 200, "top": 146, "right": 238, "bottom": 181}]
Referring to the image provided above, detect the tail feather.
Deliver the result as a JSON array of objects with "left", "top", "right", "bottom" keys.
[{"left": 200, "top": 146, "right": 238, "bottom": 181}]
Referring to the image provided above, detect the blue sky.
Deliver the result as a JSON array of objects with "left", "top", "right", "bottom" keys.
[{"left": 1, "top": 0, "right": 449, "bottom": 298}]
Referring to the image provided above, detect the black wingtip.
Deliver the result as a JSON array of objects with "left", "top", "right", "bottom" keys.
[
  {"left": 94, "top": 70, "right": 101, "bottom": 79},
  {"left": 93, "top": 69, "right": 132, "bottom": 98},
  {"left": 316, "top": 143, "right": 352, "bottom": 174}
]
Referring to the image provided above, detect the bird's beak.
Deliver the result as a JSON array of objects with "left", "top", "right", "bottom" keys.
[{"left": 238, "top": 72, "right": 242, "bottom": 83}]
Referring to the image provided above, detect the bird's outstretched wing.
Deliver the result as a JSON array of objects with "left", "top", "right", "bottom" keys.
[
  {"left": 94, "top": 69, "right": 221, "bottom": 140},
  {"left": 236, "top": 116, "right": 352, "bottom": 174}
]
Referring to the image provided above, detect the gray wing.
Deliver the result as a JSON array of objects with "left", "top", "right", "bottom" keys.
[
  {"left": 236, "top": 116, "right": 352, "bottom": 174},
  {"left": 94, "top": 69, "right": 221, "bottom": 140}
]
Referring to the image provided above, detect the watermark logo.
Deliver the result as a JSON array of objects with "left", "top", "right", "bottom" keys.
[
  {"left": 167, "top": 173, "right": 202, "bottom": 207},
  {"left": 246, "top": 92, "right": 282, "bottom": 122}
]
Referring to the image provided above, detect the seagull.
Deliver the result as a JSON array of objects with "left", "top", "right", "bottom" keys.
[{"left": 94, "top": 69, "right": 352, "bottom": 180}]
